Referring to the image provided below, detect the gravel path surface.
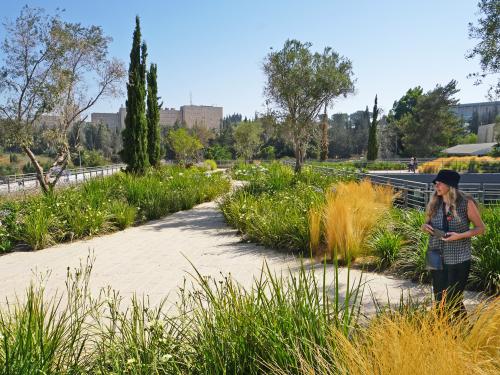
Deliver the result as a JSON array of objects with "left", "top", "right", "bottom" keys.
[{"left": 0, "top": 200, "right": 481, "bottom": 315}]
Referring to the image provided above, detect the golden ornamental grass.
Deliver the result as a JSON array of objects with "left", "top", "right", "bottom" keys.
[
  {"left": 419, "top": 156, "right": 500, "bottom": 174},
  {"left": 271, "top": 298, "right": 500, "bottom": 375},
  {"left": 331, "top": 297, "right": 500, "bottom": 375},
  {"left": 322, "top": 180, "right": 396, "bottom": 262},
  {"left": 308, "top": 208, "right": 321, "bottom": 256}
]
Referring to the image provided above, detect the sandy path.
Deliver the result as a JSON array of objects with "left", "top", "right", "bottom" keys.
[{"left": 0, "top": 200, "right": 481, "bottom": 314}]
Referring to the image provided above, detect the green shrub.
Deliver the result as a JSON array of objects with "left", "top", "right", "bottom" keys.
[
  {"left": 203, "top": 159, "right": 217, "bottom": 170},
  {"left": 19, "top": 199, "right": 59, "bottom": 250},
  {"left": 391, "top": 209, "right": 430, "bottom": 283},
  {"left": 108, "top": 201, "right": 137, "bottom": 230},
  {"left": 469, "top": 205, "right": 500, "bottom": 295},
  {"left": 369, "top": 228, "right": 405, "bottom": 270}
]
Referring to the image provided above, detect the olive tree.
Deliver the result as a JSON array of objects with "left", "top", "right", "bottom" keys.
[
  {"left": 263, "top": 39, "right": 355, "bottom": 172},
  {"left": 0, "top": 6, "right": 125, "bottom": 193}
]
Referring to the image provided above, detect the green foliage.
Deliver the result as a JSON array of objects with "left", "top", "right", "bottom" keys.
[
  {"left": 467, "top": 0, "right": 500, "bottom": 99},
  {"left": 263, "top": 39, "right": 355, "bottom": 171},
  {"left": 368, "top": 227, "right": 405, "bottom": 270},
  {"left": 167, "top": 128, "right": 203, "bottom": 163},
  {"left": 233, "top": 121, "right": 263, "bottom": 160},
  {"left": 223, "top": 163, "right": 352, "bottom": 253},
  {"left": 121, "top": 16, "right": 149, "bottom": 174},
  {"left": 147, "top": 63, "right": 162, "bottom": 167},
  {"left": 392, "top": 81, "right": 464, "bottom": 157},
  {"left": 0, "top": 253, "right": 364, "bottom": 374},
  {"left": 470, "top": 205, "right": 500, "bottom": 295},
  {"left": 367, "top": 95, "right": 379, "bottom": 160},
  {"left": 203, "top": 159, "right": 217, "bottom": 170},
  {"left": 205, "top": 144, "right": 232, "bottom": 160},
  {"left": 0, "top": 166, "right": 230, "bottom": 252},
  {"left": 259, "top": 145, "right": 276, "bottom": 160},
  {"left": 79, "top": 150, "right": 108, "bottom": 167}
]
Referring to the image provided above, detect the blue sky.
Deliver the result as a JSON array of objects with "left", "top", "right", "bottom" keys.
[{"left": 1, "top": 0, "right": 489, "bottom": 118}]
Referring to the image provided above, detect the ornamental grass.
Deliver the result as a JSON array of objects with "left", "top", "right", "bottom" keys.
[
  {"left": 418, "top": 156, "right": 500, "bottom": 173},
  {"left": 322, "top": 180, "right": 398, "bottom": 262}
]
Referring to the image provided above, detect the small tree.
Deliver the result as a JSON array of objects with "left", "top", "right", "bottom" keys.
[
  {"left": 121, "top": 16, "right": 149, "bottom": 174},
  {"left": 0, "top": 6, "right": 125, "bottom": 193},
  {"left": 367, "top": 95, "right": 379, "bottom": 161},
  {"left": 146, "top": 63, "right": 162, "bottom": 167},
  {"left": 233, "top": 121, "right": 263, "bottom": 160},
  {"left": 167, "top": 128, "right": 202, "bottom": 164},
  {"left": 263, "top": 39, "right": 355, "bottom": 172}
]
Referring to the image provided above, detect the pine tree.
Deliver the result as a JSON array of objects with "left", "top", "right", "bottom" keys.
[
  {"left": 147, "top": 63, "right": 161, "bottom": 166},
  {"left": 367, "top": 95, "right": 379, "bottom": 161},
  {"left": 121, "top": 16, "right": 149, "bottom": 173},
  {"left": 320, "top": 104, "right": 328, "bottom": 161}
]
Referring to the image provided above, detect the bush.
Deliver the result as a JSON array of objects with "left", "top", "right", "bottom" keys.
[
  {"left": 391, "top": 209, "right": 430, "bottom": 283},
  {"left": 203, "top": 159, "right": 217, "bottom": 170},
  {"left": 368, "top": 228, "right": 405, "bottom": 270},
  {"left": 469, "top": 205, "right": 500, "bottom": 295}
]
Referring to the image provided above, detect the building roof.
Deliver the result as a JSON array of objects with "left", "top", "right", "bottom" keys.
[{"left": 441, "top": 143, "right": 496, "bottom": 156}]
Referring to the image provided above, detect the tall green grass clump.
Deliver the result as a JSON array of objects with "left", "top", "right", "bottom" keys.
[
  {"left": 470, "top": 205, "right": 500, "bottom": 295},
  {"left": 0, "top": 258, "right": 98, "bottom": 374},
  {"left": 1, "top": 253, "right": 499, "bottom": 374}
]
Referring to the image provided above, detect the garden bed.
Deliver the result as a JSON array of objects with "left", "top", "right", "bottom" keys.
[
  {"left": 0, "top": 166, "right": 230, "bottom": 252},
  {"left": 221, "top": 162, "right": 499, "bottom": 295}
]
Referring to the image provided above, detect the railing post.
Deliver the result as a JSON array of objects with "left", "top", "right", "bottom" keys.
[
  {"left": 404, "top": 182, "right": 409, "bottom": 208},
  {"left": 7, "top": 176, "right": 10, "bottom": 193}
]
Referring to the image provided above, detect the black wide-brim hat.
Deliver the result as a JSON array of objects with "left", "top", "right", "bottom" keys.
[{"left": 432, "top": 169, "right": 460, "bottom": 189}]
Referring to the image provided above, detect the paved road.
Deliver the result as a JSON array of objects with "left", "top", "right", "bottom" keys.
[{"left": 0, "top": 200, "right": 481, "bottom": 315}]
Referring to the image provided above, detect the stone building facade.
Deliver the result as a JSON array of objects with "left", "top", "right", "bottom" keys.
[{"left": 91, "top": 105, "right": 222, "bottom": 131}]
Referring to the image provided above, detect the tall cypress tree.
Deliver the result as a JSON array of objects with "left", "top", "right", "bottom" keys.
[
  {"left": 121, "top": 16, "right": 149, "bottom": 173},
  {"left": 367, "top": 95, "right": 379, "bottom": 161},
  {"left": 147, "top": 63, "right": 161, "bottom": 167}
]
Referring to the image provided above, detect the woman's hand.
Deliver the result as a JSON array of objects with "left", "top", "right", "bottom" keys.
[
  {"left": 421, "top": 224, "right": 434, "bottom": 234},
  {"left": 442, "top": 232, "right": 462, "bottom": 241}
]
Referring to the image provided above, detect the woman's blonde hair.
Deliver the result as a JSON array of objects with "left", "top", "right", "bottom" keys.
[{"left": 425, "top": 186, "right": 468, "bottom": 223}]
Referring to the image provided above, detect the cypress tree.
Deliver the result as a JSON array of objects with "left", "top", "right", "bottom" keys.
[
  {"left": 367, "top": 95, "right": 379, "bottom": 161},
  {"left": 146, "top": 63, "right": 161, "bottom": 167},
  {"left": 121, "top": 16, "right": 149, "bottom": 173}
]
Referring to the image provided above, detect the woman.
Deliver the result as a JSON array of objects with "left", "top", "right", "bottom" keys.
[{"left": 421, "top": 169, "right": 485, "bottom": 317}]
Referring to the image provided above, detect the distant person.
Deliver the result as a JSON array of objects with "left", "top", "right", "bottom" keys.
[
  {"left": 413, "top": 157, "right": 418, "bottom": 173},
  {"left": 408, "top": 157, "right": 415, "bottom": 172},
  {"left": 421, "top": 170, "right": 485, "bottom": 319}
]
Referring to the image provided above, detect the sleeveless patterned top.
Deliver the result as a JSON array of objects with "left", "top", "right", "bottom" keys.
[{"left": 428, "top": 196, "right": 471, "bottom": 265}]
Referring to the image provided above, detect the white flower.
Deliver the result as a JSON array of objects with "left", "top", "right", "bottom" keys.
[{"left": 127, "top": 358, "right": 136, "bottom": 365}]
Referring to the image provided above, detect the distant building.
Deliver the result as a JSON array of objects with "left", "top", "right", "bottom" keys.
[
  {"left": 451, "top": 101, "right": 500, "bottom": 124},
  {"left": 91, "top": 105, "right": 223, "bottom": 131},
  {"left": 478, "top": 123, "right": 499, "bottom": 143},
  {"left": 35, "top": 114, "right": 81, "bottom": 128}
]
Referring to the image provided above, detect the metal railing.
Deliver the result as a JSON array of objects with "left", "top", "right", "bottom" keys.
[
  {"left": 0, "top": 164, "right": 126, "bottom": 195},
  {"left": 285, "top": 161, "right": 500, "bottom": 209}
]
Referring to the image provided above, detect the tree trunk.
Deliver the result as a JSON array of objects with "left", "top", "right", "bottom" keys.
[
  {"left": 22, "top": 145, "right": 49, "bottom": 194},
  {"left": 294, "top": 144, "right": 304, "bottom": 173},
  {"left": 320, "top": 106, "right": 328, "bottom": 161}
]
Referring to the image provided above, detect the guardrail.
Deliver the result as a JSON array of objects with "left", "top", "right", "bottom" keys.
[
  {"left": 284, "top": 161, "right": 500, "bottom": 209},
  {"left": 0, "top": 164, "right": 126, "bottom": 194}
]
